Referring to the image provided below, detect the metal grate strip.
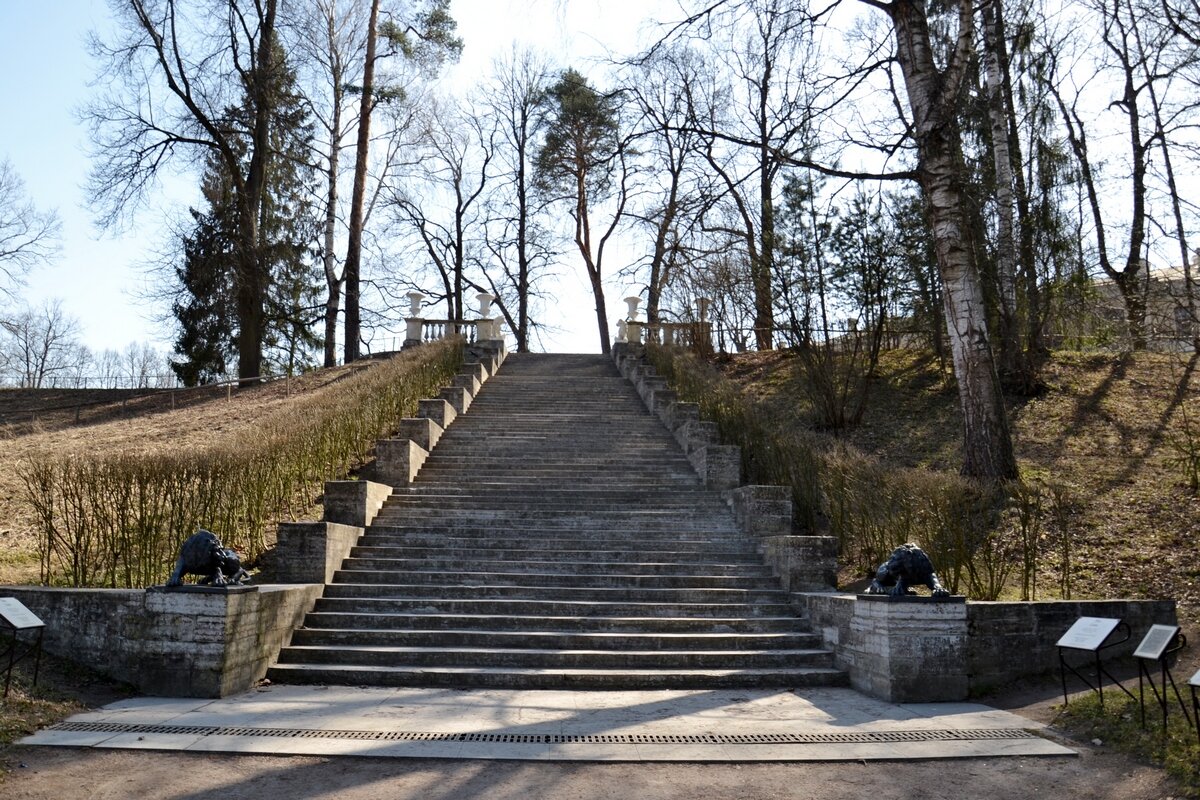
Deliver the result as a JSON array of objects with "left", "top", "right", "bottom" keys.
[{"left": 49, "top": 721, "right": 1042, "bottom": 746}]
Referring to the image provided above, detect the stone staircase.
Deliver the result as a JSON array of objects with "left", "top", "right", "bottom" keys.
[{"left": 268, "top": 353, "right": 846, "bottom": 689}]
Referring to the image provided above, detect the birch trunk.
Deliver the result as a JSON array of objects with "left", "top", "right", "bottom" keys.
[
  {"left": 885, "top": 0, "right": 1018, "bottom": 479},
  {"left": 982, "top": 0, "right": 1024, "bottom": 383}
]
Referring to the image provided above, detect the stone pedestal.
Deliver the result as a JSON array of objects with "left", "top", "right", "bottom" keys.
[
  {"left": 322, "top": 480, "right": 392, "bottom": 528},
  {"left": 440, "top": 386, "right": 472, "bottom": 415},
  {"left": 274, "top": 521, "right": 364, "bottom": 584},
  {"left": 849, "top": 596, "right": 969, "bottom": 702},
  {"left": 375, "top": 438, "right": 428, "bottom": 485},
  {"left": 418, "top": 398, "right": 457, "bottom": 430},
  {"left": 397, "top": 417, "right": 444, "bottom": 452},
  {"left": 688, "top": 444, "right": 741, "bottom": 490},
  {"left": 730, "top": 485, "right": 792, "bottom": 537},
  {"left": 762, "top": 536, "right": 838, "bottom": 592}
]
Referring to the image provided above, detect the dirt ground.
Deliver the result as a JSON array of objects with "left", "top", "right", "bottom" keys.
[
  {"left": 0, "top": 746, "right": 1180, "bottom": 800},
  {"left": 2, "top": 658, "right": 1195, "bottom": 800}
]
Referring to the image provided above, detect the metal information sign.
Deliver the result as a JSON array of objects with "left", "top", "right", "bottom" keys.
[
  {"left": 1134, "top": 625, "right": 1180, "bottom": 661},
  {"left": 1057, "top": 616, "right": 1121, "bottom": 651},
  {"left": 0, "top": 597, "right": 45, "bottom": 697},
  {"left": 0, "top": 598, "right": 43, "bottom": 630},
  {"left": 1190, "top": 668, "right": 1200, "bottom": 688},
  {"left": 1132, "top": 624, "right": 1190, "bottom": 733}
]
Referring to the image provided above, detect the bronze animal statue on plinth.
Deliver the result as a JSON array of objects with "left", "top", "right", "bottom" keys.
[
  {"left": 165, "top": 529, "right": 249, "bottom": 587},
  {"left": 866, "top": 543, "right": 950, "bottom": 598}
]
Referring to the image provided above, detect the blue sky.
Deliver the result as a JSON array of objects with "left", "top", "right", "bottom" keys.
[{"left": 0, "top": 0, "right": 658, "bottom": 357}]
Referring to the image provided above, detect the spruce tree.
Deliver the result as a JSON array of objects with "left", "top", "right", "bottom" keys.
[{"left": 171, "top": 48, "right": 319, "bottom": 386}]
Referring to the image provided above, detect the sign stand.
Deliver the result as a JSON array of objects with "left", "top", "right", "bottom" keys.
[
  {"left": 1188, "top": 669, "right": 1200, "bottom": 747},
  {"left": 1134, "top": 624, "right": 1191, "bottom": 733},
  {"left": 0, "top": 597, "right": 45, "bottom": 698},
  {"left": 1057, "top": 616, "right": 1134, "bottom": 708}
]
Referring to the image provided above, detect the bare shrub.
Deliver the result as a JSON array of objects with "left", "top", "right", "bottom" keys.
[{"left": 19, "top": 339, "right": 462, "bottom": 587}]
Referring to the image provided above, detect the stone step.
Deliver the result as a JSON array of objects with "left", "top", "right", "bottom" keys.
[
  {"left": 394, "top": 486, "right": 717, "bottom": 499},
  {"left": 301, "top": 611, "right": 808, "bottom": 633},
  {"left": 371, "top": 509, "right": 738, "bottom": 523},
  {"left": 385, "top": 491, "right": 728, "bottom": 504},
  {"left": 359, "top": 530, "right": 749, "bottom": 546},
  {"left": 333, "top": 567, "right": 775, "bottom": 590},
  {"left": 380, "top": 499, "right": 730, "bottom": 512},
  {"left": 275, "top": 644, "right": 834, "bottom": 670},
  {"left": 344, "top": 554, "right": 770, "bottom": 575},
  {"left": 268, "top": 351, "right": 845, "bottom": 692},
  {"left": 265, "top": 663, "right": 849, "bottom": 690},
  {"left": 410, "top": 476, "right": 703, "bottom": 486},
  {"left": 289, "top": 628, "right": 823, "bottom": 651},
  {"left": 323, "top": 582, "right": 789, "bottom": 604},
  {"left": 312, "top": 596, "right": 797, "bottom": 618}
]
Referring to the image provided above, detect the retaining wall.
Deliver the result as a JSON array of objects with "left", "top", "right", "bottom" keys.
[
  {"left": 1, "top": 584, "right": 321, "bottom": 697},
  {"left": 802, "top": 593, "right": 1178, "bottom": 701}
]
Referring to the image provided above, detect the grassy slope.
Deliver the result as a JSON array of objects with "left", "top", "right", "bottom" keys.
[
  {"left": 0, "top": 361, "right": 379, "bottom": 585},
  {"left": 719, "top": 349, "right": 1200, "bottom": 617}
]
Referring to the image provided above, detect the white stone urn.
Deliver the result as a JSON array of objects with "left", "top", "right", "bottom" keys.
[
  {"left": 624, "top": 296, "right": 641, "bottom": 321},
  {"left": 476, "top": 292, "right": 494, "bottom": 318}
]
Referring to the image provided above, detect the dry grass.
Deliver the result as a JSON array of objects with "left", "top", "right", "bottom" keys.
[{"left": 721, "top": 348, "right": 1200, "bottom": 617}]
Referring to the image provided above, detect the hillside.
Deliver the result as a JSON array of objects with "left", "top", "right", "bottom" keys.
[
  {"left": 719, "top": 349, "right": 1200, "bottom": 617},
  {"left": 0, "top": 362, "right": 379, "bottom": 585},
  {"left": 3, "top": 348, "right": 1196, "bottom": 619}
]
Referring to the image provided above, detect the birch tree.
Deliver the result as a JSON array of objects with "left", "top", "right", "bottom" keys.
[{"left": 481, "top": 48, "right": 555, "bottom": 352}]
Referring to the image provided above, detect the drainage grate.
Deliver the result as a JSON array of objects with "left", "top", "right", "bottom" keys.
[{"left": 48, "top": 721, "right": 1041, "bottom": 746}]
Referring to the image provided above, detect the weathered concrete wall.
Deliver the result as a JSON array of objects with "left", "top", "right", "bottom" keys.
[
  {"left": 967, "top": 599, "right": 1178, "bottom": 693},
  {"left": 801, "top": 593, "right": 1179, "bottom": 701},
  {"left": 0, "top": 584, "right": 321, "bottom": 697}
]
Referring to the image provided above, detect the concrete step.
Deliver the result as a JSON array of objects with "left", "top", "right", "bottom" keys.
[
  {"left": 394, "top": 487, "right": 718, "bottom": 500},
  {"left": 379, "top": 500, "right": 731, "bottom": 513},
  {"left": 369, "top": 513, "right": 741, "bottom": 526},
  {"left": 289, "top": 628, "right": 823, "bottom": 651},
  {"left": 323, "top": 582, "right": 789, "bottom": 604},
  {"left": 348, "top": 546, "right": 764, "bottom": 565},
  {"left": 409, "top": 476, "right": 704, "bottom": 487},
  {"left": 301, "top": 611, "right": 809, "bottom": 633},
  {"left": 344, "top": 554, "right": 771, "bottom": 575},
  {"left": 275, "top": 644, "right": 835, "bottom": 670},
  {"left": 332, "top": 567, "right": 775, "bottom": 590},
  {"left": 312, "top": 596, "right": 798, "bottom": 618},
  {"left": 266, "top": 663, "right": 849, "bottom": 690},
  {"left": 359, "top": 528, "right": 747, "bottom": 544}
]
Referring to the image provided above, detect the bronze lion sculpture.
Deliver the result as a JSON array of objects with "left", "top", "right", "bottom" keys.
[
  {"left": 165, "top": 529, "right": 249, "bottom": 587},
  {"left": 866, "top": 543, "right": 950, "bottom": 598}
]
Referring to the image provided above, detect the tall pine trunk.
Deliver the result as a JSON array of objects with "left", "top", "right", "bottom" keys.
[{"left": 343, "top": 0, "right": 380, "bottom": 363}]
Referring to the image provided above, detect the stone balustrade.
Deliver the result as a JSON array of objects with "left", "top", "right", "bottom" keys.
[
  {"left": 613, "top": 295, "right": 714, "bottom": 352},
  {"left": 403, "top": 291, "right": 504, "bottom": 349}
]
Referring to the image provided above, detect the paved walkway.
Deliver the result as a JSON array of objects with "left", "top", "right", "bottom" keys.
[{"left": 21, "top": 685, "right": 1073, "bottom": 762}]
